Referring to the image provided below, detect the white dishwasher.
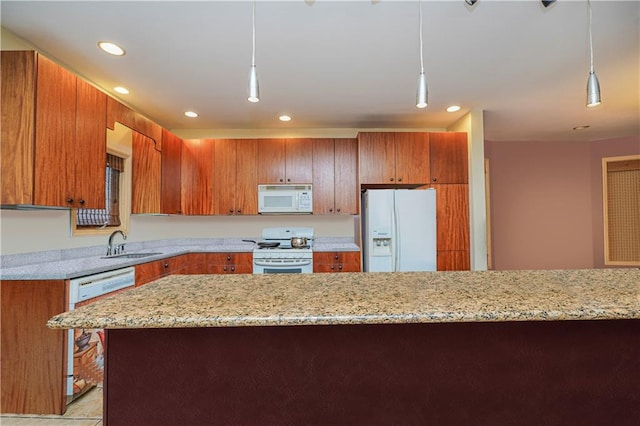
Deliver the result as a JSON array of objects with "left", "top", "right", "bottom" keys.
[{"left": 66, "top": 266, "right": 135, "bottom": 403}]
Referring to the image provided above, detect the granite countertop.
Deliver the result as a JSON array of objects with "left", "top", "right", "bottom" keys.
[
  {"left": 0, "top": 237, "right": 359, "bottom": 280},
  {"left": 47, "top": 268, "right": 640, "bottom": 330}
]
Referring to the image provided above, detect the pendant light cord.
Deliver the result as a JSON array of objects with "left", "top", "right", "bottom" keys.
[
  {"left": 418, "top": 0, "right": 424, "bottom": 74},
  {"left": 252, "top": 0, "right": 256, "bottom": 67},
  {"left": 588, "top": 0, "right": 594, "bottom": 73}
]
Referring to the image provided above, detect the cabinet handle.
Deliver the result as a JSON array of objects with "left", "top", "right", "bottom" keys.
[{"left": 66, "top": 198, "right": 74, "bottom": 204}]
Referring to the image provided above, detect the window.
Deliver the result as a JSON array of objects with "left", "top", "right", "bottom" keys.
[
  {"left": 76, "top": 154, "right": 124, "bottom": 228},
  {"left": 602, "top": 155, "right": 640, "bottom": 266}
]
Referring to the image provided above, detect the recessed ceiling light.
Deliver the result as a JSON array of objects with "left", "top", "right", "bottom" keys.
[
  {"left": 184, "top": 111, "right": 199, "bottom": 118},
  {"left": 98, "top": 41, "right": 125, "bottom": 56},
  {"left": 573, "top": 125, "right": 590, "bottom": 130},
  {"left": 113, "top": 86, "right": 129, "bottom": 95},
  {"left": 446, "top": 105, "right": 461, "bottom": 113},
  {"left": 279, "top": 115, "right": 292, "bottom": 122}
]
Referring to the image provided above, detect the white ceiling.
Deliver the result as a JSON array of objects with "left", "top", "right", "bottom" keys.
[{"left": 1, "top": 0, "right": 638, "bottom": 142}]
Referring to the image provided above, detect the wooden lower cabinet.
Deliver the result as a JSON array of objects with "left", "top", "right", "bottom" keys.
[
  {"left": 135, "top": 257, "right": 184, "bottom": 287},
  {"left": 313, "top": 251, "right": 361, "bottom": 273},
  {"left": 178, "top": 253, "right": 252, "bottom": 274},
  {"left": 433, "top": 183, "right": 470, "bottom": 271},
  {"left": 1, "top": 279, "right": 67, "bottom": 415},
  {"left": 437, "top": 251, "right": 471, "bottom": 271}
]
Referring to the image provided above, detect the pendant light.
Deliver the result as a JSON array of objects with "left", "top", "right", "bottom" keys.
[
  {"left": 416, "top": 0, "right": 428, "bottom": 108},
  {"left": 586, "top": 0, "right": 601, "bottom": 107},
  {"left": 248, "top": 0, "right": 259, "bottom": 103}
]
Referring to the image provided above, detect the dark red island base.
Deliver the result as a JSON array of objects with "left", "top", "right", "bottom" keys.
[{"left": 104, "top": 320, "right": 639, "bottom": 426}]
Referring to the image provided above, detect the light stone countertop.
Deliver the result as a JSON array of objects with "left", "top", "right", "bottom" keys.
[
  {"left": 0, "top": 237, "right": 359, "bottom": 280},
  {"left": 47, "top": 268, "right": 640, "bottom": 329}
]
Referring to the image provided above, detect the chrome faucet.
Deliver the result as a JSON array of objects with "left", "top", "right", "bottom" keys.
[{"left": 106, "top": 230, "right": 127, "bottom": 256}]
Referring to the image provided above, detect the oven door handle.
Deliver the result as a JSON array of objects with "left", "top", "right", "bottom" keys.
[{"left": 253, "top": 260, "right": 312, "bottom": 267}]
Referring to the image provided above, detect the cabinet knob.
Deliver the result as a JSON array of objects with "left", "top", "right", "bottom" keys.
[
  {"left": 287, "top": 178, "right": 291, "bottom": 182},
  {"left": 164, "top": 262, "right": 169, "bottom": 268},
  {"left": 330, "top": 265, "right": 335, "bottom": 270},
  {"left": 329, "top": 208, "right": 333, "bottom": 213},
  {"left": 397, "top": 178, "right": 402, "bottom": 182},
  {"left": 66, "top": 198, "right": 74, "bottom": 204},
  {"left": 338, "top": 264, "right": 343, "bottom": 270},
  {"left": 279, "top": 178, "right": 284, "bottom": 182},
  {"left": 231, "top": 266, "right": 235, "bottom": 272},
  {"left": 230, "top": 208, "right": 234, "bottom": 213},
  {"left": 227, "top": 255, "right": 231, "bottom": 261},
  {"left": 334, "top": 254, "right": 339, "bottom": 260},
  {"left": 223, "top": 266, "right": 227, "bottom": 271},
  {"left": 389, "top": 178, "right": 394, "bottom": 182},
  {"left": 78, "top": 199, "right": 86, "bottom": 205},
  {"left": 336, "top": 208, "right": 341, "bottom": 213},
  {"left": 237, "top": 209, "right": 241, "bottom": 214},
  {"left": 432, "top": 178, "right": 437, "bottom": 182}
]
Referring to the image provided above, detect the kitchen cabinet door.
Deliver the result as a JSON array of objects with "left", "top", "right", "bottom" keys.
[
  {"left": 285, "top": 138, "right": 313, "bottom": 183},
  {"left": 312, "top": 138, "right": 358, "bottom": 214},
  {"left": 181, "top": 139, "right": 215, "bottom": 215},
  {"left": 106, "top": 97, "right": 162, "bottom": 148},
  {"left": 33, "top": 53, "right": 77, "bottom": 207},
  {"left": 437, "top": 251, "right": 471, "bottom": 271},
  {"left": 1, "top": 279, "right": 67, "bottom": 415},
  {"left": 257, "top": 139, "right": 286, "bottom": 184},
  {"left": 132, "top": 132, "right": 161, "bottom": 214},
  {"left": 433, "top": 183, "right": 470, "bottom": 270},
  {"left": 235, "top": 139, "right": 258, "bottom": 215},
  {"left": 161, "top": 129, "right": 182, "bottom": 214},
  {"left": 333, "top": 138, "right": 359, "bottom": 214},
  {"left": 214, "top": 139, "right": 258, "bottom": 215},
  {"left": 358, "top": 132, "right": 396, "bottom": 184},
  {"left": 207, "top": 253, "right": 253, "bottom": 274},
  {"left": 395, "top": 132, "right": 430, "bottom": 185},
  {"left": 214, "top": 139, "right": 237, "bottom": 215},
  {"left": 430, "top": 132, "right": 468, "bottom": 184},
  {"left": 313, "top": 251, "right": 361, "bottom": 273}
]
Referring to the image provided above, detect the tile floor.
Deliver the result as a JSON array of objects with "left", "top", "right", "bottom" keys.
[{"left": 0, "top": 386, "right": 102, "bottom": 426}]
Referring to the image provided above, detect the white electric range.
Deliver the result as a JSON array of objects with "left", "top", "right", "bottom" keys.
[{"left": 252, "top": 227, "right": 314, "bottom": 274}]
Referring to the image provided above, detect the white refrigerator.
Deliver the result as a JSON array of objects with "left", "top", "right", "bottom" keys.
[{"left": 361, "top": 189, "right": 436, "bottom": 272}]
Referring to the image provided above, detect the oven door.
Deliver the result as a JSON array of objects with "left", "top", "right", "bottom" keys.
[{"left": 253, "top": 259, "right": 313, "bottom": 274}]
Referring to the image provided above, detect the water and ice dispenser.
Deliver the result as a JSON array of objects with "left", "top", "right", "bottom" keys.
[{"left": 370, "top": 230, "right": 392, "bottom": 256}]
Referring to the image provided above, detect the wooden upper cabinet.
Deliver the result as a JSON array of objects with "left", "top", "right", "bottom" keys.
[
  {"left": 394, "top": 132, "right": 430, "bottom": 184},
  {"left": 181, "top": 139, "right": 215, "bottom": 215},
  {"left": 1, "top": 51, "right": 106, "bottom": 208},
  {"left": 285, "top": 138, "right": 313, "bottom": 183},
  {"left": 234, "top": 139, "right": 258, "bottom": 215},
  {"left": 161, "top": 129, "right": 182, "bottom": 214},
  {"left": 358, "top": 132, "right": 396, "bottom": 184},
  {"left": 258, "top": 138, "right": 312, "bottom": 184},
  {"left": 214, "top": 139, "right": 257, "bottom": 215},
  {"left": 132, "top": 132, "right": 161, "bottom": 214},
  {"left": 312, "top": 138, "right": 358, "bottom": 214},
  {"left": 430, "top": 132, "right": 468, "bottom": 184},
  {"left": 359, "top": 132, "right": 429, "bottom": 185},
  {"left": 74, "top": 78, "right": 107, "bottom": 209}
]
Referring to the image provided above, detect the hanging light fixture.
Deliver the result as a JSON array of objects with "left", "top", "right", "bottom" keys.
[
  {"left": 586, "top": 0, "right": 601, "bottom": 107},
  {"left": 416, "top": 0, "right": 428, "bottom": 108},
  {"left": 248, "top": 0, "right": 259, "bottom": 103}
]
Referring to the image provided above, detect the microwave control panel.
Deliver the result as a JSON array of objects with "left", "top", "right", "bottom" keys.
[{"left": 298, "top": 191, "right": 312, "bottom": 209}]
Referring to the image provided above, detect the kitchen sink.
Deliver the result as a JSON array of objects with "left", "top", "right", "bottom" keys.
[{"left": 101, "top": 252, "right": 163, "bottom": 259}]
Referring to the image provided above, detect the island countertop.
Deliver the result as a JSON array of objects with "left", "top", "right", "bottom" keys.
[{"left": 47, "top": 268, "right": 640, "bottom": 329}]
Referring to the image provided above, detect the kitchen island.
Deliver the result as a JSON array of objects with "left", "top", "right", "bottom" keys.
[{"left": 48, "top": 269, "right": 640, "bottom": 425}]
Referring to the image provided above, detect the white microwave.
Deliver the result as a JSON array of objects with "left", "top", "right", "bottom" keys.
[{"left": 258, "top": 184, "right": 313, "bottom": 214}]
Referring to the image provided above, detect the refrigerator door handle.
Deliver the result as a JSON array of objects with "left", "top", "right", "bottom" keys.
[{"left": 392, "top": 191, "right": 400, "bottom": 272}]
